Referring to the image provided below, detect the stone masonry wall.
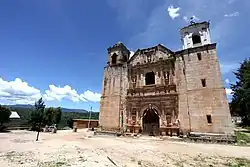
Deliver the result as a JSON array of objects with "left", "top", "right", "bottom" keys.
[
  {"left": 120, "top": 65, "right": 129, "bottom": 132},
  {"left": 181, "top": 46, "right": 234, "bottom": 134},
  {"left": 174, "top": 56, "right": 190, "bottom": 133},
  {"left": 99, "top": 65, "right": 124, "bottom": 130}
]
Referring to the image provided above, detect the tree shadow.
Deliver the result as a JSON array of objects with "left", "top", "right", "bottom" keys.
[
  {"left": 0, "top": 129, "right": 11, "bottom": 133},
  {"left": 0, "top": 126, "right": 11, "bottom": 133}
]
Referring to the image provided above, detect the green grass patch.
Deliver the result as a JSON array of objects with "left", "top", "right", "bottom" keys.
[
  {"left": 235, "top": 131, "right": 250, "bottom": 145},
  {"left": 228, "top": 158, "right": 250, "bottom": 167},
  {"left": 243, "top": 126, "right": 250, "bottom": 131},
  {"left": 37, "top": 161, "right": 68, "bottom": 167}
]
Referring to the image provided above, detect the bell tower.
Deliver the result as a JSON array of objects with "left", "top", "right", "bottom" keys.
[
  {"left": 180, "top": 21, "right": 211, "bottom": 49},
  {"left": 107, "top": 42, "right": 130, "bottom": 66},
  {"left": 178, "top": 21, "right": 234, "bottom": 135},
  {"left": 99, "top": 42, "right": 129, "bottom": 130}
]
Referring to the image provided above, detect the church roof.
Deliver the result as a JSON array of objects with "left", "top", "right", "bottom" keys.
[
  {"left": 9, "top": 111, "right": 20, "bottom": 119},
  {"left": 180, "top": 21, "right": 210, "bottom": 32}
]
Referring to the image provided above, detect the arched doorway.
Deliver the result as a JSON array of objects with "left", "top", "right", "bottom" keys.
[{"left": 142, "top": 108, "right": 160, "bottom": 136}]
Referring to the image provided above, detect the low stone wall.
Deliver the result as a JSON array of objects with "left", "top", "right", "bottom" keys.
[
  {"left": 94, "top": 131, "right": 121, "bottom": 137},
  {"left": 7, "top": 127, "right": 30, "bottom": 130},
  {"left": 95, "top": 129, "right": 236, "bottom": 143},
  {"left": 188, "top": 132, "right": 236, "bottom": 143},
  {"left": 99, "top": 127, "right": 122, "bottom": 132}
]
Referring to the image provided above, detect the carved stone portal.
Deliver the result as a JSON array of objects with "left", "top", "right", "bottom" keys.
[{"left": 126, "top": 94, "right": 178, "bottom": 135}]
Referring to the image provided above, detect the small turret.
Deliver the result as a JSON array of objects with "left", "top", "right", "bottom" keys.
[{"left": 107, "top": 42, "right": 130, "bottom": 66}]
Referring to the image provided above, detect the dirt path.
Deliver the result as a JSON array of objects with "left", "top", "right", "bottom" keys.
[{"left": 0, "top": 130, "right": 250, "bottom": 167}]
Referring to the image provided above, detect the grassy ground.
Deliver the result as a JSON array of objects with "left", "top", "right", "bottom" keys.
[{"left": 235, "top": 131, "right": 250, "bottom": 146}]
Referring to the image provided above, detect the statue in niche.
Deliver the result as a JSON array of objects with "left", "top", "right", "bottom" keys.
[
  {"left": 165, "top": 109, "right": 172, "bottom": 126},
  {"left": 173, "top": 119, "right": 180, "bottom": 127},
  {"left": 146, "top": 52, "right": 152, "bottom": 63},
  {"left": 132, "top": 76, "right": 136, "bottom": 88},
  {"left": 166, "top": 115, "right": 172, "bottom": 127},
  {"left": 164, "top": 71, "right": 170, "bottom": 85}
]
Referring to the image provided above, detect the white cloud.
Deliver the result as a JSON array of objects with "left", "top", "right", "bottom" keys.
[
  {"left": 225, "top": 88, "right": 233, "bottom": 101},
  {"left": 43, "top": 85, "right": 101, "bottom": 103},
  {"left": 0, "top": 77, "right": 102, "bottom": 105},
  {"left": 225, "top": 88, "right": 233, "bottom": 95},
  {"left": 224, "top": 12, "right": 239, "bottom": 17},
  {"left": 128, "top": 2, "right": 181, "bottom": 49},
  {"left": 80, "top": 90, "right": 101, "bottom": 102},
  {"left": 43, "top": 85, "right": 84, "bottom": 102},
  {"left": 225, "top": 78, "right": 230, "bottom": 84},
  {"left": 167, "top": 5, "right": 180, "bottom": 20},
  {"left": 0, "top": 77, "right": 41, "bottom": 105}
]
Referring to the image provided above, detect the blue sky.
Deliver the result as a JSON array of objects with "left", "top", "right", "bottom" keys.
[{"left": 0, "top": 0, "right": 249, "bottom": 111}]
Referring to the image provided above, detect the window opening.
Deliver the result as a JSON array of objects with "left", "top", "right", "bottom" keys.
[
  {"left": 192, "top": 34, "right": 201, "bottom": 44},
  {"left": 206, "top": 115, "right": 212, "bottom": 124},
  {"left": 145, "top": 72, "right": 155, "bottom": 85},
  {"left": 201, "top": 79, "right": 206, "bottom": 87},
  {"left": 111, "top": 53, "right": 118, "bottom": 64}
]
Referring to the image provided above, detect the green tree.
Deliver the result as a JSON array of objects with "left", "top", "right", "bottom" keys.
[
  {"left": 53, "top": 107, "right": 62, "bottom": 125},
  {"left": 29, "top": 98, "right": 45, "bottom": 141},
  {"left": 231, "top": 58, "right": 250, "bottom": 125},
  {"left": 67, "top": 118, "right": 74, "bottom": 129},
  {"left": 43, "top": 107, "right": 62, "bottom": 126},
  {"left": 0, "top": 105, "right": 11, "bottom": 131},
  {"left": 43, "top": 107, "right": 53, "bottom": 125}
]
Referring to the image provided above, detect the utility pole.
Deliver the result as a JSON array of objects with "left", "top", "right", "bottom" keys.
[{"left": 88, "top": 106, "right": 92, "bottom": 129}]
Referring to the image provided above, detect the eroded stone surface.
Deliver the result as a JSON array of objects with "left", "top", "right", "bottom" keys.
[{"left": 99, "top": 22, "right": 233, "bottom": 137}]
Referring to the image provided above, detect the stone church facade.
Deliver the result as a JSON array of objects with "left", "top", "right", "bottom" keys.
[{"left": 99, "top": 21, "right": 234, "bottom": 136}]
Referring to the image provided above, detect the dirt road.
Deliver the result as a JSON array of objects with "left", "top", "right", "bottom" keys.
[{"left": 0, "top": 130, "right": 249, "bottom": 167}]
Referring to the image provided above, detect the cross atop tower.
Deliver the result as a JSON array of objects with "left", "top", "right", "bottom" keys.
[{"left": 190, "top": 16, "right": 196, "bottom": 25}]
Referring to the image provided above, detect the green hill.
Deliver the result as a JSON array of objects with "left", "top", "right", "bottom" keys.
[{"left": 6, "top": 106, "right": 99, "bottom": 129}]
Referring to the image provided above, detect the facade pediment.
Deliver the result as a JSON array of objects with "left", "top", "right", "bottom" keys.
[{"left": 128, "top": 44, "right": 174, "bottom": 66}]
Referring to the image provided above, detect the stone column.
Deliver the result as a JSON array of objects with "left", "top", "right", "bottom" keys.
[
  {"left": 140, "top": 110, "right": 143, "bottom": 130},
  {"left": 155, "top": 71, "right": 159, "bottom": 84},
  {"left": 160, "top": 70, "right": 164, "bottom": 85},
  {"left": 128, "top": 73, "right": 132, "bottom": 88},
  {"left": 159, "top": 115, "right": 162, "bottom": 127},
  {"left": 162, "top": 109, "right": 165, "bottom": 122},
  {"left": 172, "top": 109, "right": 175, "bottom": 123},
  {"left": 136, "top": 109, "right": 139, "bottom": 124},
  {"left": 141, "top": 73, "right": 144, "bottom": 86},
  {"left": 169, "top": 70, "right": 173, "bottom": 85},
  {"left": 136, "top": 73, "right": 140, "bottom": 87},
  {"left": 128, "top": 109, "right": 131, "bottom": 125}
]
